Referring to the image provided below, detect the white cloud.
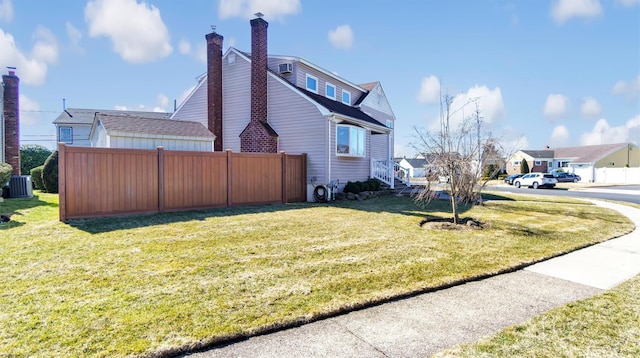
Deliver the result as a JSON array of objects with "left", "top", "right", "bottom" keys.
[
  {"left": 218, "top": 0, "right": 301, "bottom": 21},
  {"left": 0, "top": 0, "right": 13, "bottom": 22},
  {"left": 612, "top": 75, "right": 640, "bottom": 100},
  {"left": 417, "top": 75, "right": 441, "bottom": 104},
  {"left": 428, "top": 85, "right": 505, "bottom": 131},
  {"left": 500, "top": 126, "right": 530, "bottom": 152},
  {"left": 157, "top": 93, "right": 169, "bottom": 109},
  {"left": 66, "top": 21, "right": 83, "bottom": 51},
  {"left": 551, "top": 0, "right": 603, "bottom": 24},
  {"left": 615, "top": 0, "right": 639, "bottom": 6},
  {"left": 328, "top": 25, "right": 353, "bottom": 50},
  {"left": 18, "top": 93, "right": 39, "bottom": 126},
  {"left": 179, "top": 39, "right": 191, "bottom": 55},
  {"left": 85, "top": 0, "right": 172, "bottom": 64},
  {"left": 580, "top": 116, "right": 640, "bottom": 145},
  {"left": 31, "top": 26, "right": 58, "bottom": 64},
  {"left": 543, "top": 93, "right": 569, "bottom": 119},
  {"left": 0, "top": 28, "right": 58, "bottom": 86},
  {"left": 580, "top": 96, "right": 602, "bottom": 119},
  {"left": 549, "top": 125, "right": 570, "bottom": 147}
]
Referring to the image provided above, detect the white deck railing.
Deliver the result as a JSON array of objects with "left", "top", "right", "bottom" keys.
[{"left": 371, "top": 160, "right": 411, "bottom": 189}]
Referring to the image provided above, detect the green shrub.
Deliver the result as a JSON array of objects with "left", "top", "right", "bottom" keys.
[
  {"left": 42, "top": 151, "right": 59, "bottom": 193},
  {"left": 343, "top": 181, "right": 361, "bottom": 194},
  {"left": 20, "top": 144, "right": 52, "bottom": 175},
  {"left": 367, "top": 178, "right": 381, "bottom": 191},
  {"left": 520, "top": 160, "right": 530, "bottom": 174},
  {"left": 344, "top": 179, "right": 383, "bottom": 194},
  {"left": 30, "top": 165, "right": 45, "bottom": 190},
  {"left": 0, "top": 162, "right": 12, "bottom": 187}
]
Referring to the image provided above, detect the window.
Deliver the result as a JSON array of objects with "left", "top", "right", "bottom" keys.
[
  {"left": 342, "top": 90, "right": 351, "bottom": 105},
  {"left": 59, "top": 127, "right": 73, "bottom": 144},
  {"left": 513, "top": 161, "right": 520, "bottom": 166},
  {"left": 535, "top": 160, "right": 542, "bottom": 166},
  {"left": 325, "top": 83, "right": 336, "bottom": 100},
  {"left": 336, "top": 124, "right": 365, "bottom": 157},
  {"left": 386, "top": 120, "right": 393, "bottom": 129},
  {"left": 306, "top": 74, "right": 318, "bottom": 93}
]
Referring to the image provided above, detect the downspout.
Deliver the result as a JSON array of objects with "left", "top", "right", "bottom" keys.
[
  {"left": 389, "top": 130, "right": 395, "bottom": 189},
  {"left": 327, "top": 114, "right": 335, "bottom": 190}
]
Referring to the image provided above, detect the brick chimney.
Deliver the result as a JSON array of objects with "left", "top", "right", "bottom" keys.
[
  {"left": 3, "top": 68, "right": 20, "bottom": 175},
  {"left": 240, "top": 16, "right": 278, "bottom": 153},
  {"left": 206, "top": 30, "right": 224, "bottom": 151}
]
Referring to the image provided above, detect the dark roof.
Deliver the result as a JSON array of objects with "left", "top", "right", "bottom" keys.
[
  {"left": 95, "top": 113, "right": 213, "bottom": 138},
  {"left": 404, "top": 158, "right": 427, "bottom": 168},
  {"left": 54, "top": 108, "right": 172, "bottom": 125},
  {"left": 296, "top": 87, "right": 385, "bottom": 129}
]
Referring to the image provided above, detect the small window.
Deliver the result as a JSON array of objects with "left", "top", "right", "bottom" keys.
[
  {"left": 386, "top": 120, "right": 393, "bottom": 129},
  {"left": 513, "top": 161, "right": 520, "bottom": 166},
  {"left": 535, "top": 160, "right": 542, "bottom": 166},
  {"left": 336, "top": 124, "right": 365, "bottom": 157},
  {"left": 306, "top": 74, "right": 318, "bottom": 93},
  {"left": 342, "top": 90, "right": 351, "bottom": 105},
  {"left": 326, "top": 83, "right": 336, "bottom": 100},
  {"left": 59, "top": 127, "right": 73, "bottom": 144}
]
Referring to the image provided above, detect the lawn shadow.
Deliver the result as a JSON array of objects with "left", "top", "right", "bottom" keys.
[
  {"left": 0, "top": 193, "right": 57, "bottom": 231},
  {"left": 65, "top": 191, "right": 519, "bottom": 234}
]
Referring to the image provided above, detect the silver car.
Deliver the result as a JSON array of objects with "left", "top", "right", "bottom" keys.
[{"left": 514, "top": 173, "right": 557, "bottom": 189}]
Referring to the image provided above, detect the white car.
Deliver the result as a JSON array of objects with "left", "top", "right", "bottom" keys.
[{"left": 513, "top": 173, "right": 557, "bottom": 189}]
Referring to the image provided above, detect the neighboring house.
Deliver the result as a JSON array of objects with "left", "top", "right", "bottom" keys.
[
  {"left": 507, "top": 143, "right": 640, "bottom": 182},
  {"left": 394, "top": 157, "right": 428, "bottom": 178},
  {"left": 172, "top": 16, "right": 396, "bottom": 197},
  {"left": 89, "top": 112, "right": 214, "bottom": 151},
  {"left": 53, "top": 108, "right": 173, "bottom": 147}
]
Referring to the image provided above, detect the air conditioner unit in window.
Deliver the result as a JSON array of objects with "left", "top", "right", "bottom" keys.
[
  {"left": 9, "top": 175, "right": 33, "bottom": 198},
  {"left": 278, "top": 63, "right": 293, "bottom": 74}
]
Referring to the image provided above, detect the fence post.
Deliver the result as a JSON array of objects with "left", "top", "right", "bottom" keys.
[
  {"left": 281, "top": 151, "right": 287, "bottom": 203},
  {"left": 58, "top": 143, "right": 67, "bottom": 222},
  {"left": 226, "top": 149, "right": 232, "bottom": 207},
  {"left": 157, "top": 146, "right": 165, "bottom": 213}
]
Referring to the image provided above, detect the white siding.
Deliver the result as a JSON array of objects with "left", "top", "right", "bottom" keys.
[
  {"left": 58, "top": 124, "right": 92, "bottom": 147},
  {"left": 171, "top": 79, "right": 207, "bottom": 127},
  {"left": 294, "top": 63, "right": 365, "bottom": 104},
  {"left": 267, "top": 74, "right": 327, "bottom": 183},
  {"left": 92, "top": 124, "right": 109, "bottom": 147},
  {"left": 221, "top": 51, "right": 252, "bottom": 152},
  {"left": 360, "top": 83, "right": 394, "bottom": 117},
  {"left": 370, "top": 133, "right": 390, "bottom": 161},
  {"left": 108, "top": 135, "right": 212, "bottom": 151}
]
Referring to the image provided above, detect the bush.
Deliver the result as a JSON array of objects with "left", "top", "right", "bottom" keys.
[
  {"left": 30, "top": 165, "right": 45, "bottom": 190},
  {"left": 0, "top": 162, "right": 12, "bottom": 187},
  {"left": 520, "top": 160, "right": 530, "bottom": 174},
  {"left": 343, "top": 179, "right": 383, "bottom": 194},
  {"left": 20, "top": 144, "right": 52, "bottom": 175},
  {"left": 343, "top": 181, "right": 361, "bottom": 194},
  {"left": 42, "top": 151, "right": 59, "bottom": 193}
]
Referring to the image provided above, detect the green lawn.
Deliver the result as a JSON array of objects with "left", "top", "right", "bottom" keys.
[
  {"left": 435, "top": 274, "right": 640, "bottom": 357},
  {"left": 0, "top": 192, "right": 633, "bottom": 357}
]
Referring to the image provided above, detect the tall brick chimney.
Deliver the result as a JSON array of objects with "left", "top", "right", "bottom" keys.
[
  {"left": 3, "top": 68, "right": 20, "bottom": 175},
  {"left": 240, "top": 15, "right": 278, "bottom": 153},
  {"left": 206, "top": 30, "right": 224, "bottom": 151}
]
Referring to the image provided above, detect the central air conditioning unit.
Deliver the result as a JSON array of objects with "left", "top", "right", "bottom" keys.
[
  {"left": 278, "top": 63, "right": 293, "bottom": 74},
  {"left": 9, "top": 175, "right": 33, "bottom": 198}
]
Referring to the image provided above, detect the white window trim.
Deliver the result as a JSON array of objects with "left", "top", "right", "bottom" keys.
[
  {"left": 306, "top": 73, "right": 318, "bottom": 93},
  {"left": 513, "top": 161, "right": 520, "bottom": 165},
  {"left": 386, "top": 120, "right": 393, "bottom": 129},
  {"left": 535, "top": 160, "right": 542, "bottom": 166},
  {"left": 60, "top": 126, "right": 73, "bottom": 144},
  {"left": 336, "top": 124, "right": 366, "bottom": 157},
  {"left": 325, "top": 83, "right": 336, "bottom": 100},
  {"left": 342, "top": 89, "right": 351, "bottom": 105}
]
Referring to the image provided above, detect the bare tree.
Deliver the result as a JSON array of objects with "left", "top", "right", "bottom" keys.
[{"left": 412, "top": 93, "right": 506, "bottom": 224}]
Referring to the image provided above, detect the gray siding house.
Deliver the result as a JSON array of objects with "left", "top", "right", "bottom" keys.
[{"left": 172, "top": 16, "right": 396, "bottom": 199}]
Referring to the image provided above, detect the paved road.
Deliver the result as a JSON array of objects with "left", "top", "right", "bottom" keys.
[
  {"left": 181, "top": 200, "right": 640, "bottom": 358},
  {"left": 488, "top": 184, "right": 640, "bottom": 204}
]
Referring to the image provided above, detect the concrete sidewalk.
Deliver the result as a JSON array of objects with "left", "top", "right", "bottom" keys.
[{"left": 184, "top": 200, "right": 640, "bottom": 358}]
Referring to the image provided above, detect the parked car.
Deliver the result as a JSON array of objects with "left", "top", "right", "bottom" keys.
[
  {"left": 514, "top": 173, "right": 558, "bottom": 189},
  {"left": 504, "top": 173, "right": 523, "bottom": 185},
  {"left": 553, "top": 172, "right": 581, "bottom": 183}
]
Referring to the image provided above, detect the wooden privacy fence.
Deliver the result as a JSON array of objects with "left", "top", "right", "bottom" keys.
[{"left": 58, "top": 144, "right": 307, "bottom": 221}]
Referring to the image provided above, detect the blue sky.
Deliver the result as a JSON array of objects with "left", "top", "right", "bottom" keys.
[{"left": 1, "top": 0, "right": 638, "bottom": 156}]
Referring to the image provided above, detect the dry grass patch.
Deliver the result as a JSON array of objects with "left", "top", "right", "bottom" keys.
[
  {"left": 435, "top": 274, "right": 640, "bottom": 357},
  {"left": 0, "top": 192, "right": 633, "bottom": 357}
]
